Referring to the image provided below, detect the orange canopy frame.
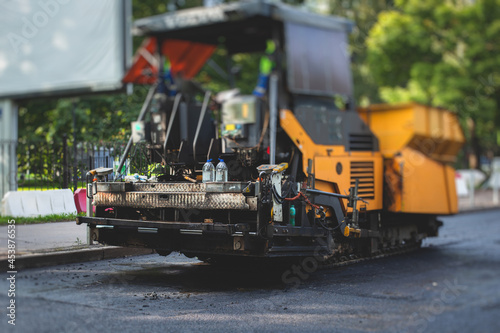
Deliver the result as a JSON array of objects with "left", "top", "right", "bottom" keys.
[{"left": 122, "top": 37, "right": 216, "bottom": 84}]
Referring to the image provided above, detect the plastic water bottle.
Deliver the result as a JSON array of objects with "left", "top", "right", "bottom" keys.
[
  {"left": 215, "top": 158, "right": 228, "bottom": 182},
  {"left": 202, "top": 159, "right": 215, "bottom": 183},
  {"left": 290, "top": 205, "right": 296, "bottom": 226}
]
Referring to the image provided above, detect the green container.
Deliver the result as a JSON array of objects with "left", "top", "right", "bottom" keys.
[{"left": 289, "top": 205, "right": 296, "bottom": 226}]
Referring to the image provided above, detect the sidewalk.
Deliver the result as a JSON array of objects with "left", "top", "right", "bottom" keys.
[
  {"left": 0, "top": 221, "right": 88, "bottom": 256},
  {"left": 0, "top": 220, "right": 153, "bottom": 270},
  {"left": 458, "top": 189, "right": 500, "bottom": 212},
  {"left": 0, "top": 189, "right": 498, "bottom": 270}
]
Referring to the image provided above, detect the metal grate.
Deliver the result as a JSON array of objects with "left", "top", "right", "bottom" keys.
[
  {"left": 350, "top": 161, "right": 375, "bottom": 200},
  {"left": 349, "top": 134, "right": 374, "bottom": 151}
]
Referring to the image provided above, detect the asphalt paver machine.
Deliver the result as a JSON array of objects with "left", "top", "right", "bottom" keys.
[{"left": 77, "top": 0, "right": 464, "bottom": 264}]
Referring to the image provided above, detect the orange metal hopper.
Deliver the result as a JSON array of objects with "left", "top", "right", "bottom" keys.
[{"left": 358, "top": 103, "right": 465, "bottom": 215}]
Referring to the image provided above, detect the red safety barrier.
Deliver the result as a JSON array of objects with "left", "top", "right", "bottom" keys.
[{"left": 74, "top": 188, "right": 95, "bottom": 213}]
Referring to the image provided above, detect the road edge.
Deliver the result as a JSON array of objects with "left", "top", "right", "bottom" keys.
[
  {"left": 0, "top": 246, "right": 155, "bottom": 271},
  {"left": 458, "top": 206, "right": 500, "bottom": 214}
]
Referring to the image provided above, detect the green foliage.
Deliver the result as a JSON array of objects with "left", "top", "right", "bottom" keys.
[
  {"left": 323, "top": 0, "right": 395, "bottom": 106},
  {"left": 367, "top": 0, "right": 500, "bottom": 156},
  {"left": 367, "top": 10, "right": 440, "bottom": 89},
  {"left": 18, "top": 86, "right": 149, "bottom": 143}
]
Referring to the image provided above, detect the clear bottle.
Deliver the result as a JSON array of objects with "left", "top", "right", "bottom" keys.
[
  {"left": 202, "top": 159, "right": 215, "bottom": 183},
  {"left": 215, "top": 158, "right": 228, "bottom": 182}
]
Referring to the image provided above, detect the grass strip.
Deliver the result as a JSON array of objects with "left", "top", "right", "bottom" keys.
[{"left": 0, "top": 213, "right": 85, "bottom": 225}]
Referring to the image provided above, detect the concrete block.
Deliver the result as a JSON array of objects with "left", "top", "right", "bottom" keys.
[
  {"left": 60, "top": 189, "right": 77, "bottom": 214},
  {"left": 36, "top": 191, "right": 53, "bottom": 216},
  {"left": 456, "top": 169, "right": 486, "bottom": 188},
  {"left": 2, "top": 191, "right": 24, "bottom": 216},
  {"left": 50, "top": 190, "right": 67, "bottom": 215},
  {"left": 456, "top": 176, "right": 468, "bottom": 197},
  {"left": 21, "top": 191, "right": 40, "bottom": 217},
  {"left": 2, "top": 189, "right": 77, "bottom": 217},
  {"left": 44, "top": 189, "right": 77, "bottom": 215}
]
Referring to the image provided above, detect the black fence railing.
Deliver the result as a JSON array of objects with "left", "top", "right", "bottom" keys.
[
  {"left": 16, "top": 137, "right": 132, "bottom": 192},
  {"left": 0, "top": 135, "right": 158, "bottom": 194}
]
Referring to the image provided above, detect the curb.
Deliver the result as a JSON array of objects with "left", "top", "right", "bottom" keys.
[
  {"left": 0, "top": 246, "right": 155, "bottom": 271},
  {"left": 458, "top": 206, "right": 500, "bottom": 215}
]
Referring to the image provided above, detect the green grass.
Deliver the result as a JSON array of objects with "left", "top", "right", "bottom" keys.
[
  {"left": 16, "top": 186, "right": 86, "bottom": 192},
  {"left": 0, "top": 212, "right": 85, "bottom": 225},
  {"left": 16, "top": 174, "right": 86, "bottom": 191}
]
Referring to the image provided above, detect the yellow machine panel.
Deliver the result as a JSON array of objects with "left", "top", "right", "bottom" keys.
[
  {"left": 358, "top": 103, "right": 465, "bottom": 215},
  {"left": 385, "top": 147, "right": 458, "bottom": 214},
  {"left": 315, "top": 154, "right": 383, "bottom": 208},
  {"left": 280, "top": 109, "right": 383, "bottom": 211}
]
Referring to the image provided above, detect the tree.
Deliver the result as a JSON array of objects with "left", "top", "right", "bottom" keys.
[
  {"left": 314, "top": 0, "right": 395, "bottom": 107},
  {"left": 18, "top": 87, "right": 149, "bottom": 144},
  {"left": 366, "top": 0, "right": 500, "bottom": 165}
]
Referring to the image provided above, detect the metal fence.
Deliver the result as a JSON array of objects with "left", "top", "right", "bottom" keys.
[
  {"left": 15, "top": 137, "right": 130, "bottom": 192},
  {"left": 1, "top": 136, "right": 161, "bottom": 197}
]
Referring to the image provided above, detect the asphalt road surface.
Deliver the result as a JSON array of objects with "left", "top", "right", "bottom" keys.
[{"left": 1, "top": 210, "right": 500, "bottom": 332}]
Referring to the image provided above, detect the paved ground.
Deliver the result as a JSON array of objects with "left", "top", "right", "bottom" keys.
[
  {"left": 0, "top": 221, "right": 88, "bottom": 256},
  {"left": 0, "top": 220, "right": 154, "bottom": 270},
  {"left": 0, "top": 209, "right": 499, "bottom": 332}
]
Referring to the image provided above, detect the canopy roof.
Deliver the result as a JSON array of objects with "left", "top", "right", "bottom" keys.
[
  {"left": 127, "top": 1, "right": 354, "bottom": 97},
  {"left": 133, "top": 0, "right": 353, "bottom": 49}
]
